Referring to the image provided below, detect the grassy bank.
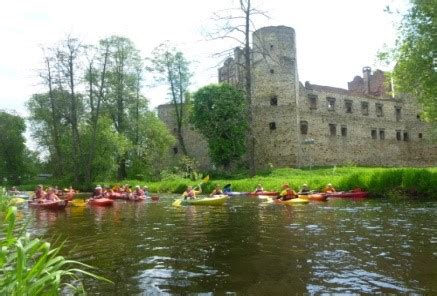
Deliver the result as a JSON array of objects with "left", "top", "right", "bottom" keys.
[
  {"left": 139, "top": 167, "right": 437, "bottom": 199},
  {"left": 13, "top": 167, "right": 437, "bottom": 199}
]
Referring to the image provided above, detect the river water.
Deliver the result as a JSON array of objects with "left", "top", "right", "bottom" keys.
[{"left": 24, "top": 196, "right": 436, "bottom": 295}]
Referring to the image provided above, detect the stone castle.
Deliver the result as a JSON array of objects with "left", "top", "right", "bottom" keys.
[{"left": 158, "top": 26, "right": 437, "bottom": 169}]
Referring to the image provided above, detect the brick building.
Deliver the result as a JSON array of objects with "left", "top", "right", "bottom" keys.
[{"left": 158, "top": 25, "right": 437, "bottom": 169}]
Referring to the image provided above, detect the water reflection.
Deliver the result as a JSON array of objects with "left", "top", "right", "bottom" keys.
[{"left": 20, "top": 197, "right": 437, "bottom": 294}]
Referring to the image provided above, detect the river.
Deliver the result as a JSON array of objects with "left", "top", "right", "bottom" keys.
[{"left": 23, "top": 196, "right": 437, "bottom": 294}]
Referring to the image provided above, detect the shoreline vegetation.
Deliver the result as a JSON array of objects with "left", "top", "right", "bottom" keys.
[
  {"left": 15, "top": 167, "right": 437, "bottom": 199},
  {"left": 0, "top": 191, "right": 112, "bottom": 294}
]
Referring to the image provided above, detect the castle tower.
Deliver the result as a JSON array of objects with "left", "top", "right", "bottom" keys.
[{"left": 251, "top": 26, "right": 300, "bottom": 167}]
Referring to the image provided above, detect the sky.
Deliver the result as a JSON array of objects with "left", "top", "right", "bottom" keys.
[{"left": 0, "top": 0, "right": 405, "bottom": 119}]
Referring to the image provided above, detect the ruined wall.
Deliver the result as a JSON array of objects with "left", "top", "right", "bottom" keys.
[
  {"left": 298, "top": 84, "right": 437, "bottom": 167},
  {"left": 157, "top": 104, "right": 211, "bottom": 170},
  {"left": 251, "top": 26, "right": 300, "bottom": 168}
]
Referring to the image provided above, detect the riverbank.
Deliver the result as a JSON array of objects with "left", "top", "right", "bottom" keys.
[
  {"left": 13, "top": 167, "right": 437, "bottom": 199},
  {"left": 131, "top": 167, "right": 437, "bottom": 199}
]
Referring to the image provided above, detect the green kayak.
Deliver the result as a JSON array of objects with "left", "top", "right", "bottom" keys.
[{"left": 177, "top": 195, "right": 229, "bottom": 206}]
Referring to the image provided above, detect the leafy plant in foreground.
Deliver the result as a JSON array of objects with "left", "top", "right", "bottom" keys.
[{"left": 0, "top": 207, "right": 112, "bottom": 295}]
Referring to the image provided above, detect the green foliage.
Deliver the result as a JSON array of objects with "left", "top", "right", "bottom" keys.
[
  {"left": 0, "top": 111, "right": 37, "bottom": 185},
  {"left": 0, "top": 207, "right": 112, "bottom": 295},
  {"left": 379, "top": 1, "right": 437, "bottom": 122},
  {"left": 191, "top": 83, "right": 248, "bottom": 168}
]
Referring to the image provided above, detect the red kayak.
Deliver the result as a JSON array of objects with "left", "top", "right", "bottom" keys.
[
  {"left": 29, "top": 200, "right": 69, "bottom": 210},
  {"left": 247, "top": 191, "right": 279, "bottom": 196},
  {"left": 325, "top": 190, "right": 369, "bottom": 198},
  {"left": 87, "top": 198, "right": 114, "bottom": 207},
  {"left": 129, "top": 196, "right": 146, "bottom": 202}
]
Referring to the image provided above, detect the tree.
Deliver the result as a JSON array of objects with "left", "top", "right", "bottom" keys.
[
  {"left": 207, "top": 0, "right": 269, "bottom": 175},
  {"left": 379, "top": 1, "right": 437, "bottom": 122},
  {"left": 0, "top": 111, "right": 29, "bottom": 185},
  {"left": 191, "top": 83, "right": 248, "bottom": 169},
  {"left": 149, "top": 42, "right": 192, "bottom": 156}
]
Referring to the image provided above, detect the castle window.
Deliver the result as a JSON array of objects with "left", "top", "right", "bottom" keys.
[
  {"left": 327, "top": 97, "right": 336, "bottom": 111},
  {"left": 396, "top": 130, "right": 402, "bottom": 141},
  {"left": 418, "top": 133, "right": 423, "bottom": 139},
  {"left": 379, "top": 129, "right": 385, "bottom": 140},
  {"left": 270, "top": 44, "right": 274, "bottom": 50},
  {"left": 270, "top": 69, "right": 274, "bottom": 74},
  {"left": 308, "top": 94, "right": 317, "bottom": 109},
  {"left": 270, "top": 96, "right": 278, "bottom": 106},
  {"left": 417, "top": 114, "right": 421, "bottom": 120},
  {"left": 341, "top": 126, "right": 347, "bottom": 137},
  {"left": 361, "top": 102, "right": 369, "bottom": 116},
  {"left": 300, "top": 121, "right": 308, "bottom": 135},
  {"left": 173, "top": 127, "right": 177, "bottom": 132},
  {"left": 395, "top": 107, "right": 402, "bottom": 121},
  {"left": 269, "top": 122, "right": 276, "bottom": 130},
  {"left": 376, "top": 103, "right": 384, "bottom": 117},
  {"left": 403, "top": 131, "right": 409, "bottom": 141},
  {"left": 173, "top": 147, "right": 178, "bottom": 154},
  {"left": 345, "top": 100, "right": 353, "bottom": 113},
  {"left": 329, "top": 124, "right": 336, "bottom": 136},
  {"left": 371, "top": 129, "right": 377, "bottom": 139}
]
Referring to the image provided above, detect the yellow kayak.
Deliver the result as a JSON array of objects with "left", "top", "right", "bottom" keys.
[
  {"left": 281, "top": 197, "right": 309, "bottom": 205},
  {"left": 176, "top": 195, "right": 229, "bottom": 206},
  {"left": 10, "top": 197, "right": 26, "bottom": 205}
]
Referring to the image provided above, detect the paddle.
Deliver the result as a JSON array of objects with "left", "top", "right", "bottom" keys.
[{"left": 172, "top": 175, "right": 210, "bottom": 207}]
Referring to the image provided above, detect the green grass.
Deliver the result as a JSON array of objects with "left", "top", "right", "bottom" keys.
[{"left": 140, "top": 167, "right": 437, "bottom": 198}]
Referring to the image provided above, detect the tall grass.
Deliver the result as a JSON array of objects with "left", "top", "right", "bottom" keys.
[
  {"left": 132, "top": 167, "right": 436, "bottom": 198},
  {"left": 0, "top": 207, "right": 112, "bottom": 294}
]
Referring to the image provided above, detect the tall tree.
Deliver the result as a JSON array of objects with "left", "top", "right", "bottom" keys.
[
  {"left": 191, "top": 83, "right": 247, "bottom": 169},
  {"left": 208, "top": 0, "right": 269, "bottom": 175},
  {"left": 0, "top": 111, "right": 28, "bottom": 185},
  {"left": 379, "top": 1, "right": 437, "bottom": 122},
  {"left": 56, "top": 36, "right": 84, "bottom": 184},
  {"left": 149, "top": 43, "right": 191, "bottom": 156},
  {"left": 103, "top": 36, "right": 142, "bottom": 179}
]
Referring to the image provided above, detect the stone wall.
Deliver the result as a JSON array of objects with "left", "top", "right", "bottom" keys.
[{"left": 157, "top": 104, "right": 211, "bottom": 170}]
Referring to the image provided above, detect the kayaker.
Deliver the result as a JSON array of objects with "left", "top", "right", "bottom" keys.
[
  {"left": 92, "top": 185, "right": 104, "bottom": 199},
  {"left": 33, "top": 185, "right": 46, "bottom": 201},
  {"left": 298, "top": 184, "right": 311, "bottom": 195},
  {"left": 223, "top": 184, "right": 232, "bottom": 193},
  {"left": 183, "top": 185, "right": 201, "bottom": 200},
  {"left": 323, "top": 183, "right": 336, "bottom": 193},
  {"left": 45, "top": 187, "right": 61, "bottom": 202},
  {"left": 254, "top": 184, "right": 264, "bottom": 193},
  {"left": 8, "top": 186, "right": 20, "bottom": 196},
  {"left": 210, "top": 184, "right": 223, "bottom": 196},
  {"left": 143, "top": 185, "right": 149, "bottom": 196},
  {"left": 132, "top": 185, "right": 144, "bottom": 199},
  {"left": 276, "top": 184, "right": 297, "bottom": 201}
]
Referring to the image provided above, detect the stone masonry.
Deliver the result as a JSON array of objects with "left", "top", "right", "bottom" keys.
[{"left": 158, "top": 25, "right": 437, "bottom": 169}]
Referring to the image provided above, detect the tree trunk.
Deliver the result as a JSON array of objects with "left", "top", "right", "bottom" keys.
[{"left": 243, "top": 0, "right": 256, "bottom": 176}]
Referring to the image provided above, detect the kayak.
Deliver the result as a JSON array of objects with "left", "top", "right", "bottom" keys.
[
  {"left": 29, "top": 200, "right": 69, "bottom": 210},
  {"left": 225, "top": 191, "right": 249, "bottom": 196},
  {"left": 10, "top": 197, "right": 26, "bottom": 204},
  {"left": 298, "top": 194, "right": 328, "bottom": 201},
  {"left": 277, "top": 197, "right": 309, "bottom": 205},
  {"left": 108, "top": 192, "right": 129, "bottom": 200},
  {"left": 87, "top": 198, "right": 114, "bottom": 207},
  {"left": 325, "top": 190, "right": 369, "bottom": 198},
  {"left": 180, "top": 195, "right": 229, "bottom": 206},
  {"left": 247, "top": 191, "right": 279, "bottom": 196}
]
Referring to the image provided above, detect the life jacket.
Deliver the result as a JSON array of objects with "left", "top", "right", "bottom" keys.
[{"left": 282, "top": 188, "right": 295, "bottom": 200}]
